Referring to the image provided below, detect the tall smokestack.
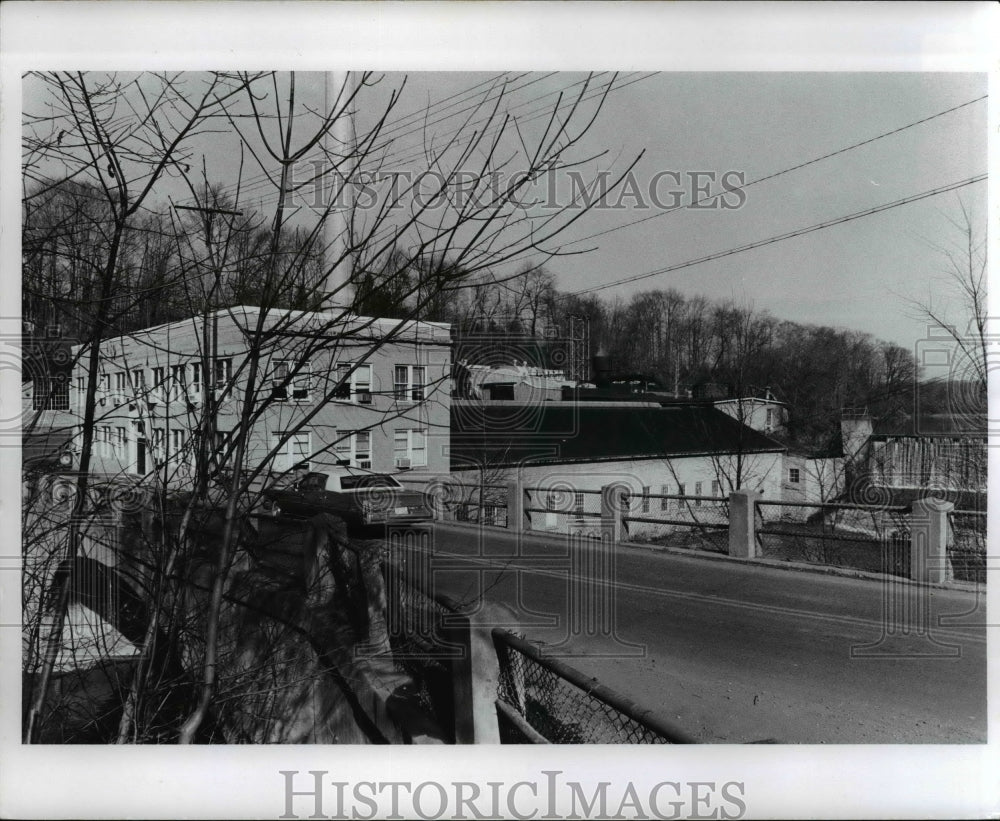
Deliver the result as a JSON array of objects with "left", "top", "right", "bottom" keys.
[{"left": 323, "top": 71, "right": 355, "bottom": 311}]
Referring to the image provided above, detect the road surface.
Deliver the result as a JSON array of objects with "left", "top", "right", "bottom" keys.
[{"left": 397, "top": 522, "right": 987, "bottom": 744}]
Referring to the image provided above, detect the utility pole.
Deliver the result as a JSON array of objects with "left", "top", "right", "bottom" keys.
[
  {"left": 323, "top": 71, "right": 355, "bottom": 311},
  {"left": 173, "top": 202, "right": 242, "bottom": 490}
]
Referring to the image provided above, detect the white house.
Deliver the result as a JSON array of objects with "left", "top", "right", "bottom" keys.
[{"left": 449, "top": 399, "right": 786, "bottom": 539}]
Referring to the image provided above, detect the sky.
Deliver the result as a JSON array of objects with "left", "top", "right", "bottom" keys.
[
  {"left": 20, "top": 70, "right": 988, "bottom": 355},
  {"left": 366, "top": 71, "right": 988, "bottom": 351}
]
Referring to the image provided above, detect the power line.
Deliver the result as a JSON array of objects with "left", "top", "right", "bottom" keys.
[
  {"left": 566, "top": 173, "right": 988, "bottom": 298},
  {"left": 464, "top": 93, "right": 988, "bottom": 303},
  {"left": 552, "top": 94, "right": 988, "bottom": 252}
]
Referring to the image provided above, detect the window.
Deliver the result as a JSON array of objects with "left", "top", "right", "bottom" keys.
[
  {"left": 711, "top": 480, "right": 721, "bottom": 496},
  {"left": 190, "top": 362, "right": 202, "bottom": 401},
  {"left": 131, "top": 368, "right": 145, "bottom": 395},
  {"left": 333, "top": 364, "right": 352, "bottom": 399},
  {"left": 354, "top": 431, "right": 371, "bottom": 466},
  {"left": 335, "top": 431, "right": 372, "bottom": 468},
  {"left": 115, "top": 427, "right": 127, "bottom": 456},
  {"left": 76, "top": 376, "right": 85, "bottom": 411},
  {"left": 574, "top": 492, "right": 584, "bottom": 514},
  {"left": 170, "top": 429, "right": 187, "bottom": 462},
  {"left": 113, "top": 372, "right": 127, "bottom": 406},
  {"left": 151, "top": 366, "right": 165, "bottom": 403},
  {"left": 213, "top": 358, "right": 233, "bottom": 398},
  {"left": 393, "top": 428, "right": 427, "bottom": 467},
  {"left": 99, "top": 373, "right": 110, "bottom": 404},
  {"left": 788, "top": 468, "right": 800, "bottom": 484},
  {"left": 272, "top": 360, "right": 311, "bottom": 401},
  {"left": 334, "top": 432, "right": 351, "bottom": 463},
  {"left": 394, "top": 365, "right": 426, "bottom": 402},
  {"left": 766, "top": 408, "right": 776, "bottom": 429},
  {"left": 694, "top": 481, "right": 702, "bottom": 507},
  {"left": 152, "top": 427, "right": 165, "bottom": 462},
  {"left": 334, "top": 363, "right": 372, "bottom": 403},
  {"left": 32, "top": 376, "right": 69, "bottom": 411},
  {"left": 660, "top": 484, "right": 670, "bottom": 511},
  {"left": 170, "top": 364, "right": 186, "bottom": 401},
  {"left": 99, "top": 426, "right": 112, "bottom": 458},
  {"left": 272, "top": 431, "right": 312, "bottom": 471},
  {"left": 641, "top": 486, "right": 650, "bottom": 514}
]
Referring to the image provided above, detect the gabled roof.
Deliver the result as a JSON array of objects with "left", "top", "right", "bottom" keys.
[{"left": 451, "top": 402, "right": 786, "bottom": 469}]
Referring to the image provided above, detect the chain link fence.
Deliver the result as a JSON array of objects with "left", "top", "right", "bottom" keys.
[
  {"left": 949, "top": 510, "right": 986, "bottom": 584},
  {"left": 623, "top": 490, "right": 729, "bottom": 553},
  {"left": 380, "top": 554, "right": 464, "bottom": 742},
  {"left": 523, "top": 486, "right": 603, "bottom": 538},
  {"left": 493, "top": 629, "right": 696, "bottom": 744},
  {"left": 757, "top": 500, "right": 911, "bottom": 577},
  {"left": 380, "top": 552, "right": 698, "bottom": 744}
]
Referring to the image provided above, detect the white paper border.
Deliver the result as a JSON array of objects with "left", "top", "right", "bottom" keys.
[{"left": 1, "top": 2, "right": 997, "bottom": 819}]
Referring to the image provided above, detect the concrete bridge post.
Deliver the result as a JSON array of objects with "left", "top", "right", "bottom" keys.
[
  {"left": 728, "top": 489, "right": 760, "bottom": 559},
  {"left": 445, "top": 604, "right": 511, "bottom": 744},
  {"left": 507, "top": 481, "right": 525, "bottom": 534},
  {"left": 909, "top": 497, "right": 954, "bottom": 584},
  {"left": 600, "top": 483, "right": 629, "bottom": 544}
]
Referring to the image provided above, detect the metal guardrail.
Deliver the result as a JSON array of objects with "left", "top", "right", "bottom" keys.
[
  {"left": 493, "top": 629, "right": 697, "bottom": 745},
  {"left": 756, "top": 499, "right": 911, "bottom": 576}
]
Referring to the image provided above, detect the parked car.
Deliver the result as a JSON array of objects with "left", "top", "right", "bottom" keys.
[{"left": 257, "top": 468, "right": 434, "bottom": 532}]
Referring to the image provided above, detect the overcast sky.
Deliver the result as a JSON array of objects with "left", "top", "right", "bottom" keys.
[
  {"left": 21, "top": 69, "right": 988, "bottom": 355},
  {"left": 386, "top": 71, "right": 988, "bottom": 351}
]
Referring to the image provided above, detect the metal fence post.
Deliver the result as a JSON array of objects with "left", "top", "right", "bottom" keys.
[
  {"left": 909, "top": 497, "right": 954, "bottom": 584},
  {"left": 728, "top": 489, "right": 760, "bottom": 558},
  {"left": 507, "top": 481, "right": 524, "bottom": 533}
]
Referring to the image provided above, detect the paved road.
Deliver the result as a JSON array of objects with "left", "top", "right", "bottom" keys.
[{"left": 397, "top": 522, "right": 987, "bottom": 744}]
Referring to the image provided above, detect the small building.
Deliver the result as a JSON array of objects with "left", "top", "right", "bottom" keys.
[
  {"left": 713, "top": 393, "right": 789, "bottom": 436},
  {"left": 68, "top": 306, "right": 452, "bottom": 483},
  {"left": 462, "top": 363, "right": 573, "bottom": 403},
  {"left": 450, "top": 399, "right": 786, "bottom": 538}
]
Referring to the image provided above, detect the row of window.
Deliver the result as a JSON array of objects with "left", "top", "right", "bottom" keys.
[
  {"left": 93, "top": 425, "right": 192, "bottom": 461},
  {"left": 272, "top": 428, "right": 428, "bottom": 471},
  {"left": 80, "top": 360, "right": 429, "bottom": 408},
  {"left": 91, "top": 424, "right": 429, "bottom": 473},
  {"left": 85, "top": 359, "right": 234, "bottom": 410}
]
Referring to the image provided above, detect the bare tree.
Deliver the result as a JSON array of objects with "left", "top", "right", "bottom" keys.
[
  {"left": 23, "top": 70, "right": 638, "bottom": 744},
  {"left": 907, "top": 201, "right": 987, "bottom": 390},
  {"left": 21, "top": 71, "right": 265, "bottom": 743}
]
